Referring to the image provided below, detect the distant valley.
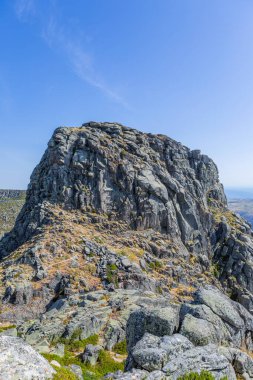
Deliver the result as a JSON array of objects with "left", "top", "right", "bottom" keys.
[
  {"left": 0, "top": 190, "right": 26, "bottom": 238},
  {"left": 228, "top": 198, "right": 253, "bottom": 226}
]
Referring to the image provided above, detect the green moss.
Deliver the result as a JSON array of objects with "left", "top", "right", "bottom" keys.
[
  {"left": 95, "top": 350, "right": 124, "bottom": 375},
  {"left": 0, "top": 325, "right": 16, "bottom": 333},
  {"left": 58, "top": 333, "right": 99, "bottom": 352},
  {"left": 42, "top": 353, "right": 65, "bottom": 367},
  {"left": 106, "top": 264, "right": 118, "bottom": 286},
  {"left": 210, "top": 263, "right": 220, "bottom": 278},
  {"left": 149, "top": 260, "right": 163, "bottom": 270},
  {"left": 52, "top": 366, "right": 77, "bottom": 380},
  {"left": 112, "top": 339, "right": 127, "bottom": 355},
  {"left": 177, "top": 371, "right": 228, "bottom": 380},
  {"left": 43, "top": 347, "right": 124, "bottom": 379},
  {"left": 108, "top": 263, "right": 117, "bottom": 271}
]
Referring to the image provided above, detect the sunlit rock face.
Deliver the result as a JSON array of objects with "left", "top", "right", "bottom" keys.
[{"left": 0, "top": 122, "right": 226, "bottom": 255}]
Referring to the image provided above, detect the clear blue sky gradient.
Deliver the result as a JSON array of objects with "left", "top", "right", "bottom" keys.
[{"left": 1, "top": 0, "right": 253, "bottom": 190}]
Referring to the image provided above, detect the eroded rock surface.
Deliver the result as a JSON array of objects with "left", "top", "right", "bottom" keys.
[{"left": 0, "top": 335, "right": 55, "bottom": 380}]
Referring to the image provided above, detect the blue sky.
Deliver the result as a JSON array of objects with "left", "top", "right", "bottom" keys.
[{"left": 1, "top": 0, "right": 253, "bottom": 190}]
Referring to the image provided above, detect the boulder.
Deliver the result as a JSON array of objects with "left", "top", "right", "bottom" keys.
[
  {"left": 0, "top": 335, "right": 55, "bottom": 379},
  {"left": 69, "top": 364, "right": 83, "bottom": 380},
  {"left": 195, "top": 286, "right": 244, "bottom": 329},
  {"left": 219, "top": 347, "right": 253, "bottom": 379},
  {"left": 104, "top": 369, "right": 166, "bottom": 379},
  {"left": 130, "top": 333, "right": 193, "bottom": 372},
  {"left": 179, "top": 302, "right": 232, "bottom": 346},
  {"left": 82, "top": 344, "right": 102, "bottom": 365},
  {"left": 162, "top": 344, "right": 236, "bottom": 379},
  {"left": 180, "top": 314, "right": 220, "bottom": 345},
  {"left": 126, "top": 305, "right": 180, "bottom": 350}
]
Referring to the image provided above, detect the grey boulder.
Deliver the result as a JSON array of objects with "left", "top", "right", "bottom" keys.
[
  {"left": 0, "top": 335, "right": 55, "bottom": 380},
  {"left": 126, "top": 305, "right": 180, "bottom": 350},
  {"left": 163, "top": 344, "right": 236, "bottom": 380},
  {"left": 82, "top": 344, "right": 102, "bottom": 365},
  {"left": 131, "top": 333, "right": 193, "bottom": 372}
]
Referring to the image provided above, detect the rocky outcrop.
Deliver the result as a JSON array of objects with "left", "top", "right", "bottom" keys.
[
  {"left": 0, "top": 335, "right": 55, "bottom": 380},
  {"left": 128, "top": 334, "right": 235, "bottom": 379},
  {"left": 17, "top": 289, "right": 171, "bottom": 354},
  {"left": 0, "top": 122, "right": 226, "bottom": 256},
  {"left": 212, "top": 216, "right": 253, "bottom": 313},
  {"left": 124, "top": 286, "right": 253, "bottom": 379},
  {"left": 1, "top": 122, "right": 253, "bottom": 312},
  {"left": 1, "top": 122, "right": 253, "bottom": 378}
]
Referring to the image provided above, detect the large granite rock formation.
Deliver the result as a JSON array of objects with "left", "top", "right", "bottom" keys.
[
  {"left": 1, "top": 122, "right": 253, "bottom": 379},
  {"left": 0, "top": 122, "right": 226, "bottom": 255},
  {"left": 1, "top": 122, "right": 253, "bottom": 308}
]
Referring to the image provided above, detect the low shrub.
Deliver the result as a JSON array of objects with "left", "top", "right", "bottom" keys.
[
  {"left": 52, "top": 366, "right": 77, "bottom": 380},
  {"left": 57, "top": 332, "right": 99, "bottom": 352},
  {"left": 0, "top": 325, "right": 16, "bottom": 333},
  {"left": 43, "top": 346, "right": 124, "bottom": 379},
  {"left": 177, "top": 371, "right": 228, "bottom": 380},
  {"left": 112, "top": 339, "right": 127, "bottom": 355}
]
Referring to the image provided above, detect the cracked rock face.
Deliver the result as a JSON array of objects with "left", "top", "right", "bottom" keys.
[
  {"left": 2, "top": 122, "right": 253, "bottom": 309},
  {"left": 1, "top": 122, "right": 253, "bottom": 378},
  {"left": 0, "top": 121, "right": 225, "bottom": 257}
]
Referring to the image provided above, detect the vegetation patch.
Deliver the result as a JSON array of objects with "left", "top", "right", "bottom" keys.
[
  {"left": 112, "top": 339, "right": 127, "bottom": 355},
  {"left": 177, "top": 371, "right": 228, "bottom": 380},
  {"left": 43, "top": 346, "right": 124, "bottom": 380},
  {"left": 58, "top": 332, "right": 99, "bottom": 353},
  {"left": 0, "top": 325, "right": 16, "bottom": 333},
  {"left": 149, "top": 260, "right": 163, "bottom": 270},
  {"left": 52, "top": 366, "right": 78, "bottom": 380},
  {"left": 106, "top": 264, "right": 118, "bottom": 286},
  {"left": 210, "top": 262, "right": 220, "bottom": 278}
]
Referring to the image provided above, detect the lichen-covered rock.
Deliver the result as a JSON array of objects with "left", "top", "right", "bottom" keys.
[
  {"left": 126, "top": 305, "right": 180, "bottom": 350},
  {"left": 0, "top": 122, "right": 226, "bottom": 259},
  {"left": 162, "top": 344, "right": 236, "bottom": 379},
  {"left": 0, "top": 335, "right": 55, "bottom": 379},
  {"left": 179, "top": 314, "right": 220, "bottom": 346},
  {"left": 126, "top": 332, "right": 236, "bottom": 379},
  {"left": 219, "top": 347, "right": 253, "bottom": 379},
  {"left": 82, "top": 344, "right": 102, "bottom": 365},
  {"left": 190, "top": 286, "right": 253, "bottom": 350},
  {"left": 195, "top": 286, "right": 244, "bottom": 328},
  {"left": 104, "top": 369, "right": 166, "bottom": 379},
  {"left": 129, "top": 333, "right": 193, "bottom": 372}
]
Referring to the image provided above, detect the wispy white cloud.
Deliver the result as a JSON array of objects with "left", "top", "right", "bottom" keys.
[
  {"left": 14, "top": 0, "right": 130, "bottom": 108},
  {"left": 43, "top": 17, "right": 130, "bottom": 108},
  {"left": 14, "top": 0, "right": 35, "bottom": 20}
]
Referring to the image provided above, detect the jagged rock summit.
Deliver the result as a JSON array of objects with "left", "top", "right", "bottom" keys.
[
  {"left": 1, "top": 122, "right": 253, "bottom": 379},
  {"left": 1, "top": 121, "right": 226, "bottom": 254},
  {"left": 1, "top": 122, "right": 253, "bottom": 305}
]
